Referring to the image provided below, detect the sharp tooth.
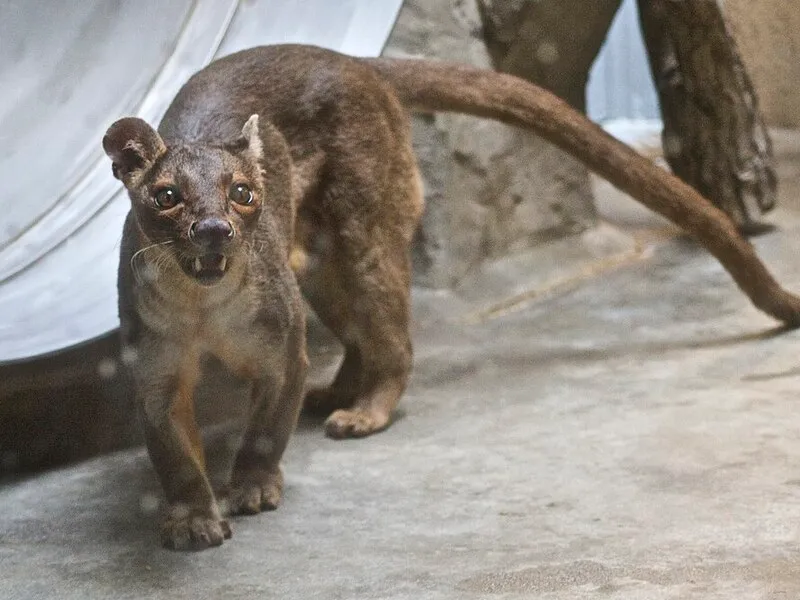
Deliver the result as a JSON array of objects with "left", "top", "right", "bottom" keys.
[
  {"left": 219, "top": 256, "right": 227, "bottom": 271},
  {"left": 194, "top": 258, "right": 202, "bottom": 272}
]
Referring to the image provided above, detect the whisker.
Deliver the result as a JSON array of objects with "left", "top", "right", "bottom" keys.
[
  {"left": 130, "top": 240, "right": 174, "bottom": 269},
  {"left": 130, "top": 240, "right": 174, "bottom": 284},
  {"left": 153, "top": 251, "right": 170, "bottom": 278}
]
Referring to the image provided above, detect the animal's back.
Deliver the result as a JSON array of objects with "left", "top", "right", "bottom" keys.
[{"left": 158, "top": 44, "right": 404, "bottom": 152}]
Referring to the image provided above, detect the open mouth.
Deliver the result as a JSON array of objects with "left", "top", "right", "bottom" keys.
[{"left": 186, "top": 253, "right": 229, "bottom": 285}]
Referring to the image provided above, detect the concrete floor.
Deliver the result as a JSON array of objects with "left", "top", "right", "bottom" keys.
[{"left": 4, "top": 154, "right": 800, "bottom": 599}]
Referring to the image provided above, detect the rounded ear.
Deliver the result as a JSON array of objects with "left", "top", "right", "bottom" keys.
[{"left": 102, "top": 117, "right": 166, "bottom": 184}]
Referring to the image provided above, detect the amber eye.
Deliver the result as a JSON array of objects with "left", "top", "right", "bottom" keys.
[
  {"left": 153, "top": 187, "right": 181, "bottom": 210},
  {"left": 229, "top": 183, "right": 253, "bottom": 206}
]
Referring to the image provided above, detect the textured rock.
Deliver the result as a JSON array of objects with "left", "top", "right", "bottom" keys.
[{"left": 383, "top": 0, "right": 605, "bottom": 289}]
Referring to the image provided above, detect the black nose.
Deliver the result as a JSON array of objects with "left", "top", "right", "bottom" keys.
[{"left": 189, "top": 218, "right": 234, "bottom": 247}]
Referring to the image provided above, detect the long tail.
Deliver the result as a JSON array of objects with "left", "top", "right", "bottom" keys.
[{"left": 367, "top": 57, "right": 800, "bottom": 326}]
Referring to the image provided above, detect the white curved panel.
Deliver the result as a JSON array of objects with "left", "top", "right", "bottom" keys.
[{"left": 0, "top": 0, "right": 404, "bottom": 363}]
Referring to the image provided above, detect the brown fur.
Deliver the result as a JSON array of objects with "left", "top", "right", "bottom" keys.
[
  {"left": 104, "top": 44, "right": 800, "bottom": 551},
  {"left": 105, "top": 110, "right": 307, "bottom": 550}
]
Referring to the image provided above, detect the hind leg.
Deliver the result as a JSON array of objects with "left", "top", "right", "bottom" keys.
[
  {"left": 304, "top": 343, "right": 362, "bottom": 414},
  {"left": 297, "top": 102, "right": 424, "bottom": 437},
  {"left": 301, "top": 237, "right": 414, "bottom": 438},
  {"left": 305, "top": 247, "right": 413, "bottom": 438},
  {"left": 300, "top": 258, "right": 364, "bottom": 415},
  {"left": 300, "top": 166, "right": 422, "bottom": 437},
  {"left": 326, "top": 329, "right": 411, "bottom": 438},
  {"left": 300, "top": 251, "right": 361, "bottom": 415}
]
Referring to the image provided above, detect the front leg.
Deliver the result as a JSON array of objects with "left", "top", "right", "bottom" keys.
[
  {"left": 135, "top": 340, "right": 230, "bottom": 550},
  {"left": 224, "top": 349, "right": 308, "bottom": 516}
]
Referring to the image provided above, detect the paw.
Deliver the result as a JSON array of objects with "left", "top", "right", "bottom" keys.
[
  {"left": 222, "top": 468, "right": 283, "bottom": 516},
  {"left": 160, "top": 504, "right": 231, "bottom": 551},
  {"left": 303, "top": 387, "right": 353, "bottom": 415},
  {"left": 324, "top": 408, "right": 389, "bottom": 439}
]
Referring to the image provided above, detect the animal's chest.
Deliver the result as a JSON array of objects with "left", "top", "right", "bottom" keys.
[
  {"left": 137, "top": 284, "right": 278, "bottom": 380},
  {"left": 203, "top": 309, "right": 274, "bottom": 380}
]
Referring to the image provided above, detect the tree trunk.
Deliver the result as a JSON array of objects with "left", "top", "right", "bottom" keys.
[
  {"left": 637, "top": 0, "right": 777, "bottom": 234},
  {"left": 478, "top": 0, "right": 622, "bottom": 111}
]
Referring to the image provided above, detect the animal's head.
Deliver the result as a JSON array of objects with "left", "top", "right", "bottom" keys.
[{"left": 103, "top": 114, "right": 283, "bottom": 286}]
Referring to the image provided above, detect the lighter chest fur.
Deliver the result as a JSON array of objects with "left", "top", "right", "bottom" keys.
[{"left": 133, "top": 251, "right": 282, "bottom": 379}]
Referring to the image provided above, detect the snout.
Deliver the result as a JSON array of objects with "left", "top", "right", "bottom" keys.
[
  {"left": 188, "top": 218, "right": 235, "bottom": 249},
  {"left": 185, "top": 218, "right": 236, "bottom": 285}
]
